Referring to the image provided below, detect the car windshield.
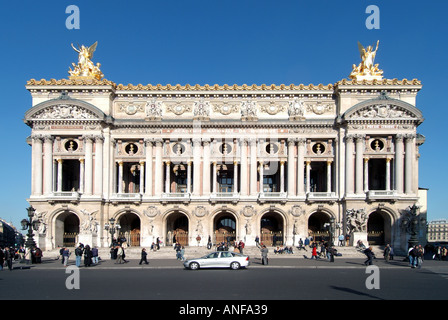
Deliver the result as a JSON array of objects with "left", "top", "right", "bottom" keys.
[{"left": 204, "top": 252, "right": 219, "bottom": 259}]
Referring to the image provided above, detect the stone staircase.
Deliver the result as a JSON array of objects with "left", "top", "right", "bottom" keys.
[{"left": 45, "top": 244, "right": 369, "bottom": 260}]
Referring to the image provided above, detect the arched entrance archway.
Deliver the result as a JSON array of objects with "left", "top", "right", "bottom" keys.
[
  {"left": 118, "top": 212, "right": 141, "bottom": 246},
  {"left": 55, "top": 211, "right": 80, "bottom": 247},
  {"left": 260, "top": 211, "right": 284, "bottom": 246},
  {"left": 368, "top": 210, "right": 391, "bottom": 245},
  {"left": 166, "top": 211, "right": 189, "bottom": 246},
  {"left": 308, "top": 211, "right": 331, "bottom": 242},
  {"left": 214, "top": 211, "right": 237, "bottom": 245}
]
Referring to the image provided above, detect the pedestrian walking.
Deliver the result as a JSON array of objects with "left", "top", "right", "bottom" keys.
[
  {"left": 311, "top": 243, "right": 318, "bottom": 260},
  {"left": 363, "top": 246, "right": 375, "bottom": 266},
  {"left": 260, "top": 245, "right": 269, "bottom": 265},
  {"left": 416, "top": 245, "right": 424, "bottom": 269},
  {"left": 383, "top": 244, "right": 391, "bottom": 262},
  {"left": 4, "top": 247, "right": 13, "bottom": 271},
  {"left": 139, "top": 248, "right": 149, "bottom": 265},
  {"left": 115, "top": 245, "right": 124, "bottom": 264}
]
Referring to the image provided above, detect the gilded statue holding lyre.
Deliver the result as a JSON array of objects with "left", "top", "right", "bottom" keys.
[
  {"left": 68, "top": 41, "right": 104, "bottom": 80},
  {"left": 349, "top": 40, "right": 383, "bottom": 81}
]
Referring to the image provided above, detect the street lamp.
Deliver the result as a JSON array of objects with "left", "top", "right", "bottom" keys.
[
  {"left": 21, "top": 206, "right": 40, "bottom": 261},
  {"left": 104, "top": 218, "right": 121, "bottom": 247},
  {"left": 329, "top": 217, "right": 335, "bottom": 246}
]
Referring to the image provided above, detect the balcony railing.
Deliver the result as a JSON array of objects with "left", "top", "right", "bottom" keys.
[
  {"left": 307, "top": 192, "right": 337, "bottom": 202},
  {"left": 210, "top": 192, "right": 240, "bottom": 203},
  {"left": 258, "top": 192, "right": 287, "bottom": 203},
  {"left": 366, "top": 190, "right": 397, "bottom": 200},
  {"left": 161, "top": 192, "right": 190, "bottom": 203},
  {"left": 48, "top": 191, "right": 81, "bottom": 202},
  {"left": 110, "top": 193, "right": 142, "bottom": 202}
]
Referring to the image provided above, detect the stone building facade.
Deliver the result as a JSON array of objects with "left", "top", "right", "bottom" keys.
[{"left": 24, "top": 42, "right": 427, "bottom": 254}]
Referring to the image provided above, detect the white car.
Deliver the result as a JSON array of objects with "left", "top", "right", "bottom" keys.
[{"left": 183, "top": 251, "right": 250, "bottom": 270}]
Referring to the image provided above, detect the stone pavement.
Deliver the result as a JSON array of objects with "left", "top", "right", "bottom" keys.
[{"left": 8, "top": 245, "right": 422, "bottom": 270}]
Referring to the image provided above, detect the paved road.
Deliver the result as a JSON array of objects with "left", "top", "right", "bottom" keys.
[{"left": 1, "top": 256, "right": 448, "bottom": 302}]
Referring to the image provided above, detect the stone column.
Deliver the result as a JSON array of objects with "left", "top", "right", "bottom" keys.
[
  {"left": 364, "top": 158, "right": 369, "bottom": 193},
  {"left": 355, "top": 135, "right": 364, "bottom": 195},
  {"left": 202, "top": 139, "right": 211, "bottom": 195},
  {"left": 117, "top": 161, "right": 123, "bottom": 194},
  {"left": 306, "top": 160, "right": 311, "bottom": 193},
  {"left": 345, "top": 135, "right": 354, "bottom": 195},
  {"left": 280, "top": 160, "right": 285, "bottom": 193},
  {"left": 94, "top": 136, "right": 103, "bottom": 196},
  {"left": 405, "top": 134, "right": 415, "bottom": 194},
  {"left": 193, "top": 138, "right": 201, "bottom": 195},
  {"left": 287, "top": 139, "right": 295, "bottom": 196},
  {"left": 43, "top": 135, "right": 54, "bottom": 195},
  {"left": 395, "top": 134, "right": 404, "bottom": 194},
  {"left": 212, "top": 161, "right": 217, "bottom": 193},
  {"left": 79, "top": 158, "right": 85, "bottom": 193},
  {"left": 327, "top": 160, "right": 332, "bottom": 193},
  {"left": 259, "top": 161, "right": 264, "bottom": 192},
  {"left": 165, "top": 161, "right": 171, "bottom": 193},
  {"left": 84, "top": 136, "right": 93, "bottom": 195},
  {"left": 139, "top": 160, "right": 145, "bottom": 194},
  {"left": 240, "top": 139, "right": 248, "bottom": 196},
  {"left": 32, "top": 135, "right": 43, "bottom": 196},
  {"left": 386, "top": 158, "right": 391, "bottom": 191},
  {"left": 297, "top": 138, "right": 306, "bottom": 196},
  {"left": 154, "top": 139, "right": 163, "bottom": 196},
  {"left": 56, "top": 158, "right": 63, "bottom": 192},
  {"left": 144, "top": 139, "right": 153, "bottom": 196},
  {"left": 233, "top": 161, "right": 238, "bottom": 194},
  {"left": 249, "top": 139, "right": 257, "bottom": 195},
  {"left": 187, "top": 161, "right": 192, "bottom": 194}
]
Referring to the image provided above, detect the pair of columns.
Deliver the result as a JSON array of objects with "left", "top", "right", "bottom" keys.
[
  {"left": 345, "top": 133, "right": 415, "bottom": 195},
  {"left": 31, "top": 134, "right": 103, "bottom": 196}
]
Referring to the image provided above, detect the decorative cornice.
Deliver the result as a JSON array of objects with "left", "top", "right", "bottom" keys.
[
  {"left": 26, "top": 78, "right": 422, "bottom": 90},
  {"left": 336, "top": 78, "right": 421, "bottom": 86}
]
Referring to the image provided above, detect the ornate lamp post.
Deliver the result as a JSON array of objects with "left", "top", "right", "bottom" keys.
[
  {"left": 104, "top": 218, "right": 120, "bottom": 247},
  {"left": 21, "top": 206, "right": 40, "bottom": 262}
]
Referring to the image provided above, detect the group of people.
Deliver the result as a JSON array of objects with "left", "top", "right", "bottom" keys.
[
  {"left": 308, "top": 242, "right": 339, "bottom": 262},
  {"left": 274, "top": 246, "right": 294, "bottom": 254},
  {"left": 61, "top": 243, "right": 99, "bottom": 267},
  {"left": 0, "top": 246, "right": 43, "bottom": 270}
]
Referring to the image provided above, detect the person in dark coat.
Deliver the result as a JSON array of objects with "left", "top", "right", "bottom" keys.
[
  {"left": 84, "top": 245, "right": 93, "bottom": 267},
  {"left": 364, "top": 246, "right": 375, "bottom": 265},
  {"left": 139, "top": 248, "right": 149, "bottom": 265}
]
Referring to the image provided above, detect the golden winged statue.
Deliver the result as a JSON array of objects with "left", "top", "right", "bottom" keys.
[
  {"left": 349, "top": 40, "right": 383, "bottom": 80},
  {"left": 68, "top": 41, "right": 104, "bottom": 80}
]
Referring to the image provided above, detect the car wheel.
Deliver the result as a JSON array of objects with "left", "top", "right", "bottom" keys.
[
  {"left": 230, "top": 261, "right": 240, "bottom": 270},
  {"left": 189, "top": 262, "right": 200, "bottom": 270}
]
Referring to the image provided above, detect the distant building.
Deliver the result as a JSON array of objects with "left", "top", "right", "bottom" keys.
[
  {"left": 23, "top": 41, "right": 427, "bottom": 254},
  {"left": 0, "top": 219, "right": 21, "bottom": 248},
  {"left": 427, "top": 220, "right": 448, "bottom": 243}
]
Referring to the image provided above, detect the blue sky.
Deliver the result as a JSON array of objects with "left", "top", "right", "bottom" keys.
[{"left": 0, "top": 0, "right": 446, "bottom": 229}]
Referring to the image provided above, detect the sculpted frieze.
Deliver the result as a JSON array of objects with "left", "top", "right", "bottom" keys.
[
  {"left": 33, "top": 104, "right": 97, "bottom": 120},
  {"left": 351, "top": 103, "right": 415, "bottom": 119}
]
